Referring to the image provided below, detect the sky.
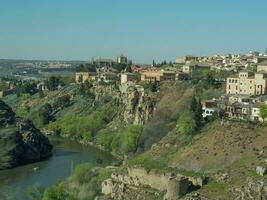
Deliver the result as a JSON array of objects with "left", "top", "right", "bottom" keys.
[{"left": 0, "top": 0, "right": 267, "bottom": 63}]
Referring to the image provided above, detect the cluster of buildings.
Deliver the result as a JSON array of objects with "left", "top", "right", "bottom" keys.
[
  {"left": 75, "top": 52, "right": 267, "bottom": 122},
  {"left": 0, "top": 81, "right": 16, "bottom": 98},
  {"left": 203, "top": 67, "right": 267, "bottom": 122},
  {"left": 176, "top": 51, "right": 267, "bottom": 73},
  {"left": 75, "top": 56, "right": 127, "bottom": 84}
]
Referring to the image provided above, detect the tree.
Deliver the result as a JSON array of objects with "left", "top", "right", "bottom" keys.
[
  {"left": 190, "top": 96, "right": 203, "bottom": 128},
  {"left": 204, "top": 71, "right": 215, "bottom": 86},
  {"left": 45, "top": 76, "right": 60, "bottom": 91},
  {"left": 17, "top": 81, "right": 38, "bottom": 96},
  {"left": 259, "top": 104, "right": 267, "bottom": 122},
  {"left": 38, "top": 103, "right": 53, "bottom": 126},
  {"left": 42, "top": 185, "right": 75, "bottom": 200},
  {"left": 53, "top": 95, "right": 71, "bottom": 109},
  {"left": 28, "top": 184, "right": 44, "bottom": 200},
  {"left": 38, "top": 90, "right": 45, "bottom": 98},
  {"left": 177, "top": 112, "right": 196, "bottom": 135},
  {"left": 152, "top": 59, "right": 156, "bottom": 67}
]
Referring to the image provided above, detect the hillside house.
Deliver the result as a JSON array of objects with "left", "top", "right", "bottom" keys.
[
  {"left": 98, "top": 72, "right": 118, "bottom": 82},
  {"left": 182, "top": 62, "right": 211, "bottom": 77},
  {"left": 251, "top": 103, "right": 262, "bottom": 121},
  {"left": 201, "top": 100, "right": 218, "bottom": 118},
  {"left": 226, "top": 70, "right": 267, "bottom": 96},
  {"left": 75, "top": 72, "right": 96, "bottom": 83},
  {"left": 0, "top": 88, "right": 16, "bottom": 98},
  {"left": 257, "top": 60, "right": 267, "bottom": 72},
  {"left": 131, "top": 65, "right": 142, "bottom": 73},
  {"left": 225, "top": 102, "right": 251, "bottom": 120}
]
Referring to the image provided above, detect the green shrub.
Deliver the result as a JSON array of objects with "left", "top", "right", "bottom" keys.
[
  {"left": 48, "top": 115, "right": 93, "bottom": 140},
  {"left": 177, "top": 112, "right": 196, "bottom": 135},
  {"left": 42, "top": 184, "right": 75, "bottom": 200},
  {"left": 72, "top": 163, "right": 94, "bottom": 184},
  {"left": 96, "top": 129, "right": 114, "bottom": 150},
  {"left": 128, "top": 157, "right": 167, "bottom": 172},
  {"left": 121, "top": 125, "right": 143, "bottom": 153}
]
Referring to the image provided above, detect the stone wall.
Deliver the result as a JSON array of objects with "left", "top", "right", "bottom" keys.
[{"left": 101, "top": 167, "right": 205, "bottom": 200}]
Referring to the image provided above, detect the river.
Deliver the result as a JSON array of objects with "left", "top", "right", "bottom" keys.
[{"left": 0, "top": 137, "right": 115, "bottom": 200}]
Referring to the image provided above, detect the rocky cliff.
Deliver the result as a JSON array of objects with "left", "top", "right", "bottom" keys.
[
  {"left": 122, "top": 85, "right": 156, "bottom": 125},
  {"left": 92, "top": 83, "right": 156, "bottom": 126},
  {"left": 0, "top": 99, "right": 52, "bottom": 169}
]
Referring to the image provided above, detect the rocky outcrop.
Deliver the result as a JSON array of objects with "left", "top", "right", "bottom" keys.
[
  {"left": 0, "top": 99, "right": 15, "bottom": 127},
  {"left": 255, "top": 166, "right": 266, "bottom": 176},
  {"left": 231, "top": 178, "right": 267, "bottom": 200},
  {"left": 93, "top": 83, "right": 119, "bottom": 101},
  {"left": 0, "top": 100, "right": 53, "bottom": 169},
  {"left": 123, "top": 86, "right": 155, "bottom": 125}
]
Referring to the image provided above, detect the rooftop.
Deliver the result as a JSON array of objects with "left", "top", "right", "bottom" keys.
[{"left": 258, "top": 59, "right": 267, "bottom": 65}]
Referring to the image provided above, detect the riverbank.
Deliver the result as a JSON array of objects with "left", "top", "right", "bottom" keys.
[{"left": 0, "top": 136, "right": 116, "bottom": 200}]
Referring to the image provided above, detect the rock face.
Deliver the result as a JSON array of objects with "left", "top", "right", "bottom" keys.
[
  {"left": 0, "top": 99, "right": 15, "bottom": 127},
  {"left": 123, "top": 86, "right": 155, "bottom": 125},
  {"left": 232, "top": 178, "right": 267, "bottom": 200},
  {"left": 0, "top": 100, "right": 53, "bottom": 169}
]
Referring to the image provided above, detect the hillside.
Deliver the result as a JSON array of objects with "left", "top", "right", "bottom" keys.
[
  {"left": 127, "top": 121, "right": 267, "bottom": 199},
  {"left": 0, "top": 100, "right": 52, "bottom": 170},
  {"left": 3, "top": 81, "right": 266, "bottom": 200}
]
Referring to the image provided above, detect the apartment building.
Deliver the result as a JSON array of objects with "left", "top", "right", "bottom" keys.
[{"left": 226, "top": 70, "right": 267, "bottom": 96}]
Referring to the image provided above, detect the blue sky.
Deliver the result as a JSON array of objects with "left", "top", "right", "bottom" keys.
[{"left": 0, "top": 0, "right": 267, "bottom": 63}]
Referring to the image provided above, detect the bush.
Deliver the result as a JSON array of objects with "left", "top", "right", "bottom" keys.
[
  {"left": 128, "top": 157, "right": 167, "bottom": 172},
  {"left": 28, "top": 184, "right": 44, "bottom": 200},
  {"left": 53, "top": 95, "right": 71, "bottom": 110},
  {"left": 36, "top": 103, "right": 53, "bottom": 127},
  {"left": 177, "top": 112, "right": 196, "bottom": 135},
  {"left": 121, "top": 125, "right": 143, "bottom": 153},
  {"left": 42, "top": 185, "right": 75, "bottom": 200},
  {"left": 96, "top": 129, "right": 114, "bottom": 150},
  {"left": 48, "top": 115, "right": 92, "bottom": 140},
  {"left": 72, "top": 163, "right": 94, "bottom": 184}
]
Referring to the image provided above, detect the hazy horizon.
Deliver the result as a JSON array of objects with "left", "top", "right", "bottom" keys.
[{"left": 0, "top": 0, "right": 267, "bottom": 63}]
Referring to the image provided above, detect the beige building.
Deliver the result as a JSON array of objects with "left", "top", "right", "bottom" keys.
[
  {"left": 257, "top": 60, "right": 267, "bottom": 72},
  {"left": 140, "top": 68, "right": 180, "bottom": 82},
  {"left": 120, "top": 73, "right": 136, "bottom": 84},
  {"left": 226, "top": 71, "right": 267, "bottom": 96},
  {"left": 75, "top": 72, "right": 96, "bottom": 83}
]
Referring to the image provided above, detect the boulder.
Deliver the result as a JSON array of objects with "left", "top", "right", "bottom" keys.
[
  {"left": 256, "top": 166, "right": 266, "bottom": 176},
  {"left": 102, "top": 179, "right": 114, "bottom": 195}
]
